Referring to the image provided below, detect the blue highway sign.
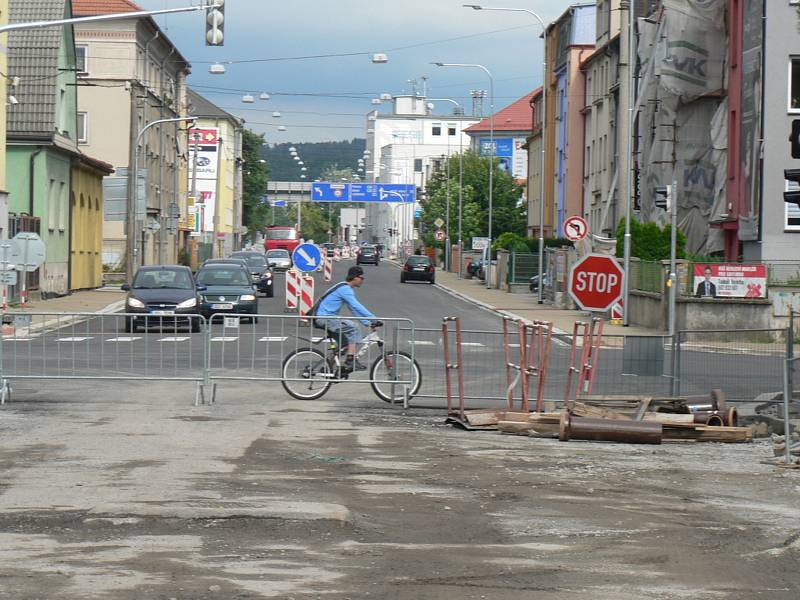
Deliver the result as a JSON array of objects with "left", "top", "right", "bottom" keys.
[
  {"left": 292, "top": 243, "right": 323, "bottom": 273},
  {"left": 272, "top": 199, "right": 286, "bottom": 207},
  {"left": 311, "top": 182, "right": 349, "bottom": 202}
]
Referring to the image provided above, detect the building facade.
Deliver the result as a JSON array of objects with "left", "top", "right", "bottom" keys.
[{"left": 73, "top": 0, "right": 191, "bottom": 272}]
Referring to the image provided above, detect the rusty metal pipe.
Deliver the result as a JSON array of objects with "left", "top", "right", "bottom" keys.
[
  {"left": 690, "top": 407, "right": 738, "bottom": 427},
  {"left": 560, "top": 411, "right": 662, "bottom": 444}
]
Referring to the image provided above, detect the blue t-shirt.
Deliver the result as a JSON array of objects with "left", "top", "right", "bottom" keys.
[{"left": 317, "top": 282, "right": 375, "bottom": 326}]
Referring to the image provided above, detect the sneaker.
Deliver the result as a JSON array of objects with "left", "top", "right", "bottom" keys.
[{"left": 344, "top": 357, "right": 367, "bottom": 372}]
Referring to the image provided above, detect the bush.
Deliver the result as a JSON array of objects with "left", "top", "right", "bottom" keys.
[{"left": 616, "top": 218, "right": 685, "bottom": 261}]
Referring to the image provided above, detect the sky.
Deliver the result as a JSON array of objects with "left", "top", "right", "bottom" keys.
[{"left": 139, "top": 0, "right": 577, "bottom": 145}]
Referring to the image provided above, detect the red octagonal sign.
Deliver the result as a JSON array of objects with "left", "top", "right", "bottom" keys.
[{"left": 569, "top": 254, "right": 625, "bottom": 312}]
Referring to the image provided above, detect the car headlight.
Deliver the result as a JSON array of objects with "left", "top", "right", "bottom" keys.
[
  {"left": 176, "top": 297, "right": 197, "bottom": 309},
  {"left": 127, "top": 297, "right": 145, "bottom": 309},
  {"left": 240, "top": 294, "right": 256, "bottom": 302}
]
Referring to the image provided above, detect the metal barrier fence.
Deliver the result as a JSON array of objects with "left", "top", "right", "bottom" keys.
[
  {"left": 0, "top": 311, "right": 789, "bottom": 411},
  {"left": 508, "top": 252, "right": 540, "bottom": 284}
]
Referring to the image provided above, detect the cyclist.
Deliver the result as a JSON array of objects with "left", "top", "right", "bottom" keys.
[{"left": 315, "top": 265, "right": 380, "bottom": 372}]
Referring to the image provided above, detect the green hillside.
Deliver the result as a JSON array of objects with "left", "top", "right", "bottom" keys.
[{"left": 261, "top": 139, "right": 366, "bottom": 182}]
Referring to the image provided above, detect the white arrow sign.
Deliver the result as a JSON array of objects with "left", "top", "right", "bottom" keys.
[{"left": 296, "top": 247, "right": 317, "bottom": 268}]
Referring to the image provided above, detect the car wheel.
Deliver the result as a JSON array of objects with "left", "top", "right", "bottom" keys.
[
  {"left": 191, "top": 319, "right": 202, "bottom": 334},
  {"left": 429, "top": 277, "right": 435, "bottom": 285},
  {"left": 400, "top": 274, "right": 406, "bottom": 283},
  {"left": 252, "top": 316, "right": 259, "bottom": 324},
  {"left": 266, "top": 290, "right": 274, "bottom": 298},
  {"left": 124, "top": 317, "right": 135, "bottom": 333}
]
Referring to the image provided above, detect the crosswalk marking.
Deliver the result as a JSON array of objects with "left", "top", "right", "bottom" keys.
[
  {"left": 211, "top": 336, "right": 239, "bottom": 342},
  {"left": 106, "top": 337, "right": 142, "bottom": 342},
  {"left": 258, "top": 336, "right": 289, "bottom": 342},
  {"left": 158, "top": 337, "right": 190, "bottom": 342},
  {"left": 56, "top": 337, "right": 93, "bottom": 342}
]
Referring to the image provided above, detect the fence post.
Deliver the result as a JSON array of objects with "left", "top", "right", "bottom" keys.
[
  {"left": 782, "top": 329, "right": 793, "bottom": 465},
  {"left": 670, "top": 330, "right": 682, "bottom": 397}
]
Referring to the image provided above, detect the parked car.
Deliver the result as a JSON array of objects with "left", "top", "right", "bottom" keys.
[
  {"left": 201, "top": 257, "right": 250, "bottom": 271},
  {"left": 401, "top": 255, "right": 435, "bottom": 284},
  {"left": 121, "top": 265, "right": 204, "bottom": 333},
  {"left": 195, "top": 263, "right": 259, "bottom": 323},
  {"left": 529, "top": 272, "right": 549, "bottom": 293},
  {"left": 356, "top": 245, "right": 380, "bottom": 266},
  {"left": 266, "top": 248, "right": 292, "bottom": 271},
  {"left": 230, "top": 251, "right": 274, "bottom": 297}
]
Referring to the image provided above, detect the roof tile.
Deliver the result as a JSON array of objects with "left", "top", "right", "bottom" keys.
[
  {"left": 465, "top": 89, "right": 539, "bottom": 134},
  {"left": 73, "top": 0, "right": 142, "bottom": 16}
]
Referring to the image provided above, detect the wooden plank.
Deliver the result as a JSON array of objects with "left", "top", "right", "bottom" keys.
[
  {"left": 465, "top": 411, "right": 503, "bottom": 427},
  {"left": 662, "top": 425, "right": 753, "bottom": 443},
  {"left": 572, "top": 402, "right": 631, "bottom": 421},
  {"left": 642, "top": 413, "right": 696, "bottom": 425},
  {"left": 634, "top": 397, "right": 653, "bottom": 421}
]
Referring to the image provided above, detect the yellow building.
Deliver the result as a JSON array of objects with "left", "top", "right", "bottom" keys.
[{"left": 71, "top": 155, "right": 113, "bottom": 289}]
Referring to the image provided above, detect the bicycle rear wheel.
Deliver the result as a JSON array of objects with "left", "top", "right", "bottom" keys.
[
  {"left": 370, "top": 350, "right": 422, "bottom": 403},
  {"left": 282, "top": 348, "right": 333, "bottom": 400}
]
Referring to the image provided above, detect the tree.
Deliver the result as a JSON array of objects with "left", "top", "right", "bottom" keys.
[
  {"left": 420, "top": 150, "right": 525, "bottom": 249},
  {"left": 241, "top": 129, "right": 269, "bottom": 234}
]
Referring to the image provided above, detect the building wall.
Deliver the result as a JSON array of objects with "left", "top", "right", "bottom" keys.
[
  {"left": 6, "top": 147, "right": 71, "bottom": 295},
  {"left": 70, "top": 164, "right": 104, "bottom": 289},
  {"left": 751, "top": 1, "right": 797, "bottom": 262},
  {"left": 0, "top": 0, "right": 8, "bottom": 239}
]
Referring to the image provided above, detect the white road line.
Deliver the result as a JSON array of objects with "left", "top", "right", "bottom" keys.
[
  {"left": 259, "top": 336, "right": 289, "bottom": 342},
  {"left": 106, "top": 337, "right": 142, "bottom": 342},
  {"left": 460, "top": 342, "right": 485, "bottom": 347},
  {"left": 158, "top": 337, "right": 190, "bottom": 342},
  {"left": 410, "top": 340, "right": 436, "bottom": 346},
  {"left": 3, "top": 337, "right": 35, "bottom": 342},
  {"left": 211, "top": 336, "right": 239, "bottom": 342},
  {"left": 56, "top": 337, "right": 93, "bottom": 342}
]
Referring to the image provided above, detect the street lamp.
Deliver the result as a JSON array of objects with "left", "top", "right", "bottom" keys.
[
  {"left": 464, "top": 3, "right": 548, "bottom": 302},
  {"left": 129, "top": 116, "right": 196, "bottom": 281},
  {"left": 433, "top": 62, "right": 494, "bottom": 288},
  {"left": 428, "top": 97, "right": 466, "bottom": 277}
]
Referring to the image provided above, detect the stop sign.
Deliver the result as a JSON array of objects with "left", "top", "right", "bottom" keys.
[{"left": 569, "top": 254, "right": 625, "bottom": 312}]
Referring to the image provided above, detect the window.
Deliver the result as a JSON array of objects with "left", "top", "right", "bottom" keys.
[
  {"left": 786, "top": 179, "right": 800, "bottom": 231},
  {"left": 448, "top": 124, "right": 457, "bottom": 136},
  {"left": 791, "top": 58, "right": 800, "bottom": 112},
  {"left": 77, "top": 112, "right": 87, "bottom": 144},
  {"left": 76, "top": 46, "right": 88, "bottom": 75},
  {"left": 432, "top": 123, "right": 442, "bottom": 136}
]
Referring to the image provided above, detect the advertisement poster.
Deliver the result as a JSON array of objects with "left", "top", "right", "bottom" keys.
[
  {"left": 693, "top": 264, "right": 767, "bottom": 298},
  {"left": 479, "top": 137, "right": 528, "bottom": 179},
  {"left": 188, "top": 127, "right": 219, "bottom": 233}
]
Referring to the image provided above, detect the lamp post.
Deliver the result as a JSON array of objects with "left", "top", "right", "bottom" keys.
[
  {"left": 129, "top": 116, "right": 196, "bottom": 282},
  {"left": 428, "top": 98, "right": 466, "bottom": 277},
  {"left": 464, "top": 4, "right": 548, "bottom": 301},
  {"left": 433, "top": 62, "right": 494, "bottom": 288}
]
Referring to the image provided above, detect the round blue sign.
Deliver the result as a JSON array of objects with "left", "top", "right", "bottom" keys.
[{"left": 292, "top": 243, "right": 323, "bottom": 273}]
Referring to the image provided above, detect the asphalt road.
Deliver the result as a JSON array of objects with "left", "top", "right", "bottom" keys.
[{"left": 0, "top": 259, "right": 786, "bottom": 405}]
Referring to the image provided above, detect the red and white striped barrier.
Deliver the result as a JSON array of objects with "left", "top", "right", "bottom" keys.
[
  {"left": 333, "top": 248, "right": 341, "bottom": 262},
  {"left": 342, "top": 247, "right": 350, "bottom": 259},
  {"left": 299, "top": 274, "right": 315, "bottom": 317},
  {"left": 324, "top": 256, "right": 333, "bottom": 282},
  {"left": 285, "top": 269, "right": 300, "bottom": 311},
  {"left": 611, "top": 299, "right": 624, "bottom": 321}
]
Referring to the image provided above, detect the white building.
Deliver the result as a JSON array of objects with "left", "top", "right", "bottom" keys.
[{"left": 363, "top": 95, "right": 478, "bottom": 250}]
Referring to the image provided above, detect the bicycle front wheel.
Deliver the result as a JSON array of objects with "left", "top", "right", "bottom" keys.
[
  {"left": 282, "top": 348, "right": 333, "bottom": 400},
  {"left": 370, "top": 350, "right": 422, "bottom": 403}
]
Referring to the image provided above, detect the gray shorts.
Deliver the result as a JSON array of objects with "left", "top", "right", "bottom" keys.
[{"left": 318, "top": 318, "right": 362, "bottom": 345}]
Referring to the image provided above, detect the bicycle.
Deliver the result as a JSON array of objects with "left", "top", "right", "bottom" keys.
[{"left": 281, "top": 323, "right": 422, "bottom": 402}]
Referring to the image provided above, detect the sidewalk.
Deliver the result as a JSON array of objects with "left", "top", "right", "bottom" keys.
[
  {"left": 432, "top": 266, "right": 664, "bottom": 338},
  {"left": 7, "top": 287, "right": 125, "bottom": 315}
]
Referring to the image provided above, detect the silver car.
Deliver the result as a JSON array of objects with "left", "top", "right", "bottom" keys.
[{"left": 266, "top": 249, "right": 292, "bottom": 271}]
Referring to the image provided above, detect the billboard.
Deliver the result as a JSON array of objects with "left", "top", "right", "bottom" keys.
[
  {"left": 479, "top": 137, "right": 528, "bottom": 179},
  {"left": 693, "top": 264, "right": 767, "bottom": 298},
  {"left": 188, "top": 127, "right": 219, "bottom": 233}
]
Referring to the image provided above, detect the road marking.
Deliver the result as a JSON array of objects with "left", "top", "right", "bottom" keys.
[
  {"left": 3, "top": 337, "right": 35, "bottom": 341},
  {"left": 211, "top": 336, "right": 239, "bottom": 342},
  {"left": 259, "top": 336, "right": 289, "bottom": 342},
  {"left": 56, "top": 337, "right": 93, "bottom": 342},
  {"left": 460, "top": 342, "right": 485, "bottom": 347},
  {"left": 106, "top": 337, "right": 142, "bottom": 342},
  {"left": 158, "top": 337, "right": 190, "bottom": 342},
  {"left": 410, "top": 340, "right": 436, "bottom": 346}
]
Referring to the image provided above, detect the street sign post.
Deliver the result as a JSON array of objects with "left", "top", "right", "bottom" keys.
[
  {"left": 563, "top": 216, "right": 589, "bottom": 242},
  {"left": 568, "top": 254, "right": 625, "bottom": 312},
  {"left": 292, "top": 243, "right": 323, "bottom": 273},
  {"left": 11, "top": 232, "right": 46, "bottom": 308}
]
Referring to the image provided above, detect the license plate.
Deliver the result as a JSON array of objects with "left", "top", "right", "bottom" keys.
[
  {"left": 150, "top": 310, "right": 175, "bottom": 316},
  {"left": 414, "top": 267, "right": 426, "bottom": 271},
  {"left": 211, "top": 303, "right": 234, "bottom": 310}
]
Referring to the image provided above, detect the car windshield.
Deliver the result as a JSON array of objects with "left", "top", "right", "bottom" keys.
[
  {"left": 196, "top": 268, "right": 251, "bottom": 286},
  {"left": 361, "top": 248, "right": 375, "bottom": 254},
  {"left": 233, "top": 254, "right": 267, "bottom": 268},
  {"left": 406, "top": 257, "right": 430, "bottom": 266},
  {"left": 267, "top": 250, "right": 289, "bottom": 258},
  {"left": 266, "top": 229, "right": 297, "bottom": 240},
  {"left": 133, "top": 269, "right": 193, "bottom": 289}
]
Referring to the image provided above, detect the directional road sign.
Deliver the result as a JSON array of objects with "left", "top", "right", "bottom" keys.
[
  {"left": 563, "top": 216, "right": 589, "bottom": 242},
  {"left": 292, "top": 243, "right": 323, "bottom": 273},
  {"left": 310, "top": 182, "right": 416, "bottom": 203},
  {"left": 311, "top": 182, "right": 349, "bottom": 202},
  {"left": 569, "top": 254, "right": 625, "bottom": 312},
  {"left": 0, "top": 271, "right": 17, "bottom": 285},
  {"left": 272, "top": 199, "right": 286, "bottom": 207}
]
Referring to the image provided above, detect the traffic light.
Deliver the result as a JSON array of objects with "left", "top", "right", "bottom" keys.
[
  {"left": 791, "top": 120, "right": 800, "bottom": 159},
  {"left": 205, "top": 0, "right": 225, "bottom": 46},
  {"left": 654, "top": 185, "right": 672, "bottom": 211},
  {"left": 784, "top": 169, "right": 800, "bottom": 207}
]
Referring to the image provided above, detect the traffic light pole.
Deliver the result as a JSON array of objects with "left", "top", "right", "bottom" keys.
[
  {"left": 668, "top": 181, "right": 678, "bottom": 338},
  {"left": 0, "top": 3, "right": 219, "bottom": 34}
]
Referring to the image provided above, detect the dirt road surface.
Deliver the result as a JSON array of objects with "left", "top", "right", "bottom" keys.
[{"left": 0, "top": 380, "right": 798, "bottom": 599}]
